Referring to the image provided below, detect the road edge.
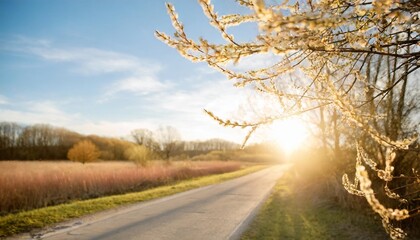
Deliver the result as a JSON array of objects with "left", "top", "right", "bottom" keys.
[{"left": 228, "top": 166, "right": 288, "bottom": 240}]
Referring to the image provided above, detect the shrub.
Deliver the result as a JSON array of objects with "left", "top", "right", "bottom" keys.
[
  {"left": 124, "top": 145, "right": 150, "bottom": 166},
  {"left": 67, "top": 140, "right": 100, "bottom": 164}
]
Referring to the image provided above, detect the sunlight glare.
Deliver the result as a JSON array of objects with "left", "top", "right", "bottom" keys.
[{"left": 268, "top": 118, "right": 308, "bottom": 154}]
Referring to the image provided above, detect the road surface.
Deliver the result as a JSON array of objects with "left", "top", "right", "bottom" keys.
[{"left": 28, "top": 165, "right": 287, "bottom": 240}]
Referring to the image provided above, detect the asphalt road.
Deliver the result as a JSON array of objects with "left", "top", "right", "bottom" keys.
[{"left": 33, "top": 165, "right": 287, "bottom": 240}]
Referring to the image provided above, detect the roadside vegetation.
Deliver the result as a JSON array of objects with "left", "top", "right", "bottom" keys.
[
  {"left": 241, "top": 172, "right": 388, "bottom": 240},
  {"left": 0, "top": 160, "right": 244, "bottom": 215},
  {"left": 0, "top": 164, "right": 266, "bottom": 237},
  {"left": 243, "top": 149, "right": 419, "bottom": 239}
]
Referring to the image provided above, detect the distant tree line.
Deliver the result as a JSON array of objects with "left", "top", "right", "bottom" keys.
[
  {"left": 0, "top": 122, "right": 131, "bottom": 160},
  {"left": 0, "top": 122, "right": 239, "bottom": 161},
  {"left": 130, "top": 127, "right": 239, "bottom": 160}
]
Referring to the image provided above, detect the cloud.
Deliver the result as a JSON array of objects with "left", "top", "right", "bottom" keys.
[
  {"left": 139, "top": 77, "right": 253, "bottom": 142},
  {"left": 71, "top": 120, "right": 157, "bottom": 138},
  {"left": 1, "top": 36, "right": 166, "bottom": 96},
  {"left": 29, "top": 101, "right": 63, "bottom": 115},
  {"left": 0, "top": 100, "right": 76, "bottom": 125},
  {"left": 0, "top": 95, "right": 8, "bottom": 105},
  {"left": 2, "top": 37, "right": 157, "bottom": 74},
  {"left": 105, "top": 75, "right": 169, "bottom": 97},
  {"left": 29, "top": 47, "right": 160, "bottom": 75},
  {"left": 0, "top": 94, "right": 246, "bottom": 142},
  {"left": 154, "top": 78, "right": 251, "bottom": 117}
]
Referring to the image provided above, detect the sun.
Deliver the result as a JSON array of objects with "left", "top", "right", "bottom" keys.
[{"left": 267, "top": 118, "right": 308, "bottom": 154}]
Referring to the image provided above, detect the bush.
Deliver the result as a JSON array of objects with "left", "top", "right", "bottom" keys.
[
  {"left": 67, "top": 140, "right": 100, "bottom": 164},
  {"left": 124, "top": 145, "right": 150, "bottom": 166}
]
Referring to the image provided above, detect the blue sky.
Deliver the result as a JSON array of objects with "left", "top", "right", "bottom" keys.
[{"left": 0, "top": 0, "right": 267, "bottom": 142}]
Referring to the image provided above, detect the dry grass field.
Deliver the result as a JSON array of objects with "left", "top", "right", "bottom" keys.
[{"left": 0, "top": 160, "right": 241, "bottom": 215}]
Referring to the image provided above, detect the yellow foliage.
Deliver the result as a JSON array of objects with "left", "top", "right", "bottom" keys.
[
  {"left": 124, "top": 145, "right": 150, "bottom": 166},
  {"left": 67, "top": 140, "right": 100, "bottom": 164}
]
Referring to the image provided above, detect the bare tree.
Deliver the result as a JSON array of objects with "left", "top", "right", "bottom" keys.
[
  {"left": 130, "top": 128, "right": 161, "bottom": 158},
  {"left": 155, "top": 125, "right": 182, "bottom": 160},
  {"left": 0, "top": 122, "right": 22, "bottom": 159},
  {"left": 131, "top": 129, "right": 154, "bottom": 147}
]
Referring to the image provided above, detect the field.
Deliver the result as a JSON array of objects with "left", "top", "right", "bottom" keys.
[{"left": 0, "top": 160, "right": 241, "bottom": 215}]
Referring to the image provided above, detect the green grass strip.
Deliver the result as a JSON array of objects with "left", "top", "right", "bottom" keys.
[
  {"left": 0, "top": 165, "right": 266, "bottom": 237},
  {"left": 241, "top": 175, "right": 387, "bottom": 240}
]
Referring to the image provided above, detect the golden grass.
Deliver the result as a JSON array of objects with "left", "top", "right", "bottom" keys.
[{"left": 0, "top": 160, "right": 241, "bottom": 215}]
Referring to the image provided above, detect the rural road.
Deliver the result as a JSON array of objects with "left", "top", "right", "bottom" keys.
[{"left": 30, "top": 165, "right": 288, "bottom": 240}]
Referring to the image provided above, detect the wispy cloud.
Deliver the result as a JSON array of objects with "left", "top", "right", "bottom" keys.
[
  {"left": 105, "top": 75, "right": 169, "bottom": 97},
  {"left": 71, "top": 120, "right": 157, "bottom": 138},
  {"left": 29, "top": 101, "right": 64, "bottom": 115},
  {"left": 0, "top": 100, "right": 77, "bottom": 125},
  {"left": 154, "top": 80, "right": 247, "bottom": 115},
  {"left": 1, "top": 36, "right": 166, "bottom": 97},
  {"left": 140, "top": 77, "right": 252, "bottom": 141},
  {"left": 0, "top": 95, "right": 8, "bottom": 105},
  {"left": 30, "top": 47, "right": 160, "bottom": 75}
]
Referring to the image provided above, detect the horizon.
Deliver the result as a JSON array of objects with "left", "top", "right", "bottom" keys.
[{"left": 0, "top": 120, "right": 246, "bottom": 145}]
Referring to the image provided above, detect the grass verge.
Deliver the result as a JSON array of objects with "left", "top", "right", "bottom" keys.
[
  {"left": 241, "top": 174, "right": 388, "bottom": 240},
  {"left": 0, "top": 165, "right": 266, "bottom": 238}
]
